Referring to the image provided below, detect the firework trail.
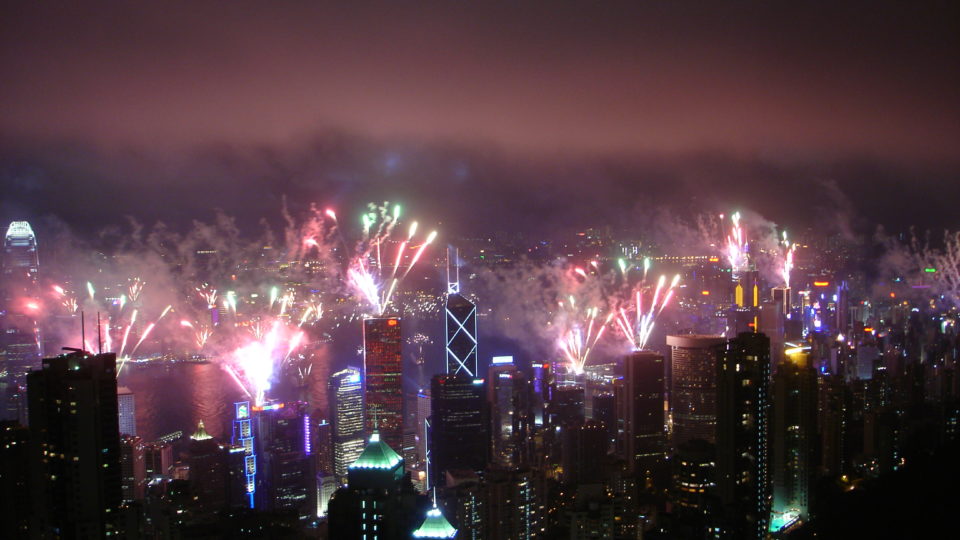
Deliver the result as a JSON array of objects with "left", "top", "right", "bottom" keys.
[
  {"left": 180, "top": 320, "right": 212, "bottom": 349},
  {"left": 726, "top": 211, "right": 749, "bottom": 275},
  {"left": 227, "top": 320, "right": 305, "bottom": 405},
  {"left": 345, "top": 202, "right": 438, "bottom": 316},
  {"left": 128, "top": 278, "right": 144, "bottom": 302},
  {"left": 196, "top": 284, "right": 218, "bottom": 308},
  {"left": 556, "top": 295, "right": 613, "bottom": 375},
  {"left": 780, "top": 231, "right": 796, "bottom": 288},
  {"left": 615, "top": 273, "right": 681, "bottom": 351}
]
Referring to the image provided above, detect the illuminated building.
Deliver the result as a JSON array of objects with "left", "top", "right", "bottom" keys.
[
  {"left": 412, "top": 503, "right": 458, "bottom": 539},
  {"left": 117, "top": 386, "right": 136, "bottom": 436},
  {"left": 327, "top": 432, "right": 426, "bottom": 539},
  {"left": 329, "top": 367, "right": 365, "bottom": 484},
  {"left": 622, "top": 350, "right": 665, "bottom": 484},
  {"left": 771, "top": 348, "right": 816, "bottom": 531},
  {"left": 27, "top": 350, "right": 122, "bottom": 537},
  {"left": 667, "top": 334, "right": 725, "bottom": 447},
  {"left": 1, "top": 221, "right": 41, "bottom": 422},
  {"left": 429, "top": 374, "right": 487, "bottom": 488},
  {"left": 363, "top": 317, "right": 404, "bottom": 451},
  {"left": 716, "top": 332, "right": 770, "bottom": 539},
  {"left": 560, "top": 419, "right": 607, "bottom": 486},
  {"left": 530, "top": 362, "right": 552, "bottom": 426},
  {"left": 592, "top": 392, "right": 617, "bottom": 447},
  {"left": 119, "top": 434, "right": 145, "bottom": 502},
  {"left": 671, "top": 439, "right": 719, "bottom": 537},
  {"left": 255, "top": 400, "right": 315, "bottom": 521},
  {"left": 445, "top": 248, "right": 478, "bottom": 376},
  {"left": 438, "top": 470, "right": 484, "bottom": 539},
  {"left": 488, "top": 356, "right": 529, "bottom": 468},
  {"left": 484, "top": 468, "right": 543, "bottom": 540},
  {"left": 231, "top": 401, "right": 256, "bottom": 508}
]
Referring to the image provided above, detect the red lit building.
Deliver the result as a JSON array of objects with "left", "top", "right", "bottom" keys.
[{"left": 363, "top": 317, "right": 404, "bottom": 450}]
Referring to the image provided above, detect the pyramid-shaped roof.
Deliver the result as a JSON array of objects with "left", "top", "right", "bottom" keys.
[
  {"left": 190, "top": 420, "right": 213, "bottom": 441},
  {"left": 413, "top": 505, "right": 458, "bottom": 538},
  {"left": 349, "top": 432, "right": 402, "bottom": 470}
]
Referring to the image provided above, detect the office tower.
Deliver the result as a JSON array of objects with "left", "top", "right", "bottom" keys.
[
  {"left": 186, "top": 420, "right": 228, "bottom": 519},
  {"left": 561, "top": 419, "right": 607, "bottom": 485},
  {"left": 672, "top": 439, "right": 719, "bottom": 537},
  {"left": 255, "top": 400, "right": 315, "bottom": 521},
  {"left": 314, "top": 419, "right": 334, "bottom": 476},
  {"left": 667, "top": 335, "right": 725, "bottom": 446},
  {"left": 327, "top": 432, "right": 425, "bottom": 539},
  {"left": 119, "top": 434, "right": 146, "bottom": 502},
  {"left": 445, "top": 249, "right": 478, "bottom": 376},
  {"left": 438, "top": 470, "right": 484, "bottom": 539},
  {"left": 27, "top": 350, "right": 122, "bottom": 537},
  {"left": 549, "top": 384, "right": 585, "bottom": 427},
  {"left": 716, "top": 332, "right": 771, "bottom": 539},
  {"left": 488, "top": 357, "right": 529, "bottom": 468},
  {"left": 734, "top": 269, "right": 760, "bottom": 309},
  {"left": 329, "top": 368, "right": 365, "bottom": 484},
  {"left": 771, "top": 349, "right": 817, "bottom": 530},
  {"left": 363, "top": 317, "right": 404, "bottom": 450},
  {"left": 1, "top": 222, "right": 42, "bottom": 422},
  {"left": 317, "top": 473, "right": 337, "bottom": 518},
  {"left": 231, "top": 401, "right": 256, "bottom": 508},
  {"left": 412, "top": 502, "right": 459, "bottom": 539},
  {"left": 0, "top": 421, "right": 30, "bottom": 536},
  {"left": 530, "top": 361, "right": 552, "bottom": 426},
  {"left": 592, "top": 392, "right": 617, "bottom": 447},
  {"left": 416, "top": 387, "right": 431, "bottom": 466},
  {"left": 117, "top": 386, "right": 136, "bottom": 436},
  {"left": 429, "top": 374, "right": 487, "bottom": 487},
  {"left": 772, "top": 286, "right": 791, "bottom": 315},
  {"left": 484, "top": 468, "right": 543, "bottom": 540},
  {"left": 622, "top": 350, "right": 665, "bottom": 483}
]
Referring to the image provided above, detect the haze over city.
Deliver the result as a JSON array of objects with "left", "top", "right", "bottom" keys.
[{"left": 1, "top": 2, "right": 958, "bottom": 539}]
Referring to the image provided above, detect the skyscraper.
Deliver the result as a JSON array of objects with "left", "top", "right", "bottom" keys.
[
  {"left": 771, "top": 348, "right": 817, "bottom": 531},
  {"left": 622, "top": 350, "right": 665, "bottom": 484},
  {"left": 1, "top": 221, "right": 42, "bottom": 422},
  {"left": 256, "top": 400, "right": 315, "bottom": 521},
  {"left": 363, "top": 317, "right": 404, "bottom": 450},
  {"left": 445, "top": 249, "right": 478, "bottom": 376},
  {"left": 27, "top": 350, "right": 122, "bottom": 537},
  {"left": 716, "top": 332, "right": 771, "bottom": 539},
  {"left": 327, "top": 432, "right": 426, "bottom": 539},
  {"left": 667, "top": 334, "right": 725, "bottom": 447},
  {"left": 329, "top": 367, "right": 365, "bottom": 484},
  {"left": 488, "top": 357, "right": 529, "bottom": 468},
  {"left": 429, "top": 374, "right": 487, "bottom": 487},
  {"left": 117, "top": 386, "right": 136, "bottom": 436}
]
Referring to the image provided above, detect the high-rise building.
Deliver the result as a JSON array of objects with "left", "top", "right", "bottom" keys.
[
  {"left": 771, "top": 348, "right": 817, "bottom": 531},
  {"left": 429, "top": 374, "right": 487, "bottom": 487},
  {"left": 329, "top": 368, "right": 365, "bottom": 484},
  {"left": 549, "top": 384, "right": 585, "bottom": 428},
  {"left": 327, "top": 432, "right": 426, "bottom": 539},
  {"left": 488, "top": 357, "right": 529, "bottom": 468},
  {"left": 119, "top": 434, "right": 146, "bottom": 502},
  {"left": 484, "top": 468, "right": 543, "bottom": 540},
  {"left": 1, "top": 222, "right": 42, "bottom": 422},
  {"left": 445, "top": 249, "right": 479, "bottom": 377},
  {"left": 667, "top": 335, "right": 725, "bottom": 447},
  {"left": 363, "top": 317, "right": 404, "bottom": 450},
  {"left": 716, "top": 332, "right": 771, "bottom": 539},
  {"left": 117, "top": 386, "right": 136, "bottom": 436},
  {"left": 255, "top": 400, "right": 315, "bottom": 521},
  {"left": 231, "top": 401, "right": 257, "bottom": 508},
  {"left": 622, "top": 350, "right": 665, "bottom": 484},
  {"left": 186, "top": 420, "right": 228, "bottom": 519},
  {"left": 412, "top": 503, "right": 459, "bottom": 539},
  {"left": 27, "top": 350, "right": 122, "bottom": 537}
]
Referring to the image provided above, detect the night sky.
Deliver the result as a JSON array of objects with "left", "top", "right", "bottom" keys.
[{"left": 1, "top": 2, "right": 958, "bottom": 239}]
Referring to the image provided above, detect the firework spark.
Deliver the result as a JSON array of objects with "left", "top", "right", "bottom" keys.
[
  {"left": 346, "top": 203, "right": 438, "bottom": 316},
  {"left": 780, "top": 231, "right": 796, "bottom": 288},
  {"left": 726, "top": 211, "right": 748, "bottom": 275},
  {"left": 556, "top": 296, "right": 613, "bottom": 375},
  {"left": 615, "top": 273, "right": 681, "bottom": 351}
]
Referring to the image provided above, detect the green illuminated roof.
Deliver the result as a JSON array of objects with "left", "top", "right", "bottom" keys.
[
  {"left": 190, "top": 420, "right": 213, "bottom": 441},
  {"left": 413, "top": 506, "right": 458, "bottom": 538},
  {"left": 349, "top": 432, "right": 402, "bottom": 470}
]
